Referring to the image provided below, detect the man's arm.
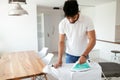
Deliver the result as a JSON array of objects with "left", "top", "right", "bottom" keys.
[
  {"left": 53, "top": 34, "right": 65, "bottom": 68},
  {"left": 78, "top": 30, "right": 96, "bottom": 64}
]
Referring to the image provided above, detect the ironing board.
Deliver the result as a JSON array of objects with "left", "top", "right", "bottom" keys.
[
  {"left": 99, "top": 62, "right": 120, "bottom": 80},
  {"left": 43, "top": 62, "right": 102, "bottom": 80}
]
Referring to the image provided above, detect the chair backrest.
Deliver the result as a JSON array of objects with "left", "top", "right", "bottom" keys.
[
  {"left": 38, "top": 47, "right": 48, "bottom": 58},
  {"left": 42, "top": 53, "right": 54, "bottom": 65}
]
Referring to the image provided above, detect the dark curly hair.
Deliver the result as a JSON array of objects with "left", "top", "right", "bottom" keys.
[{"left": 63, "top": 0, "right": 79, "bottom": 17}]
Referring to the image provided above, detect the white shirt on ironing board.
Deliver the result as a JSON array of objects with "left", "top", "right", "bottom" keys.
[{"left": 43, "top": 62, "right": 102, "bottom": 80}]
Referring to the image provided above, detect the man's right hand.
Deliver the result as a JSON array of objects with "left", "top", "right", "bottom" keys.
[{"left": 53, "top": 60, "right": 62, "bottom": 68}]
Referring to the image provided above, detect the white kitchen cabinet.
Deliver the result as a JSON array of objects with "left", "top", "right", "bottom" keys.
[
  {"left": 37, "top": 13, "right": 46, "bottom": 51},
  {"left": 37, "top": 13, "right": 53, "bottom": 51},
  {"left": 37, "top": 7, "right": 64, "bottom": 52}
]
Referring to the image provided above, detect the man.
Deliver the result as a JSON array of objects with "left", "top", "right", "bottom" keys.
[{"left": 53, "top": 0, "right": 96, "bottom": 68}]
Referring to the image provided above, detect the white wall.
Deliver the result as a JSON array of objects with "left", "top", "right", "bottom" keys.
[
  {"left": 0, "top": 0, "right": 38, "bottom": 52},
  {"left": 93, "top": 1, "right": 120, "bottom": 63},
  {"left": 81, "top": 6, "right": 95, "bottom": 22},
  {"left": 95, "top": 1, "right": 116, "bottom": 42}
]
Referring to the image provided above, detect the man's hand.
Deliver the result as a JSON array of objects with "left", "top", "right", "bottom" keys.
[
  {"left": 53, "top": 60, "right": 62, "bottom": 68},
  {"left": 78, "top": 56, "right": 86, "bottom": 64}
]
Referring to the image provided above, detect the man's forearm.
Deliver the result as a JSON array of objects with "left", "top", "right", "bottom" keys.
[
  {"left": 58, "top": 41, "right": 65, "bottom": 61},
  {"left": 82, "top": 38, "right": 96, "bottom": 56},
  {"left": 82, "top": 30, "right": 96, "bottom": 57}
]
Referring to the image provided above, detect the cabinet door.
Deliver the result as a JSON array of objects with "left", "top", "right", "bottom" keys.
[
  {"left": 37, "top": 13, "right": 52, "bottom": 51},
  {"left": 37, "top": 12, "right": 63, "bottom": 52},
  {"left": 44, "top": 13, "right": 52, "bottom": 51},
  {"left": 37, "top": 13, "right": 45, "bottom": 51}
]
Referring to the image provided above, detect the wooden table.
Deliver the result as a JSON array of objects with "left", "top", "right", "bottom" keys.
[{"left": 0, "top": 51, "right": 46, "bottom": 80}]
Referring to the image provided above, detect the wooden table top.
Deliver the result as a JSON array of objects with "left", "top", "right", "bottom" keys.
[{"left": 0, "top": 51, "right": 45, "bottom": 80}]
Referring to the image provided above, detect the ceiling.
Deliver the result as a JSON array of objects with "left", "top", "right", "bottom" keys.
[{"left": 34, "top": 0, "right": 115, "bottom": 7}]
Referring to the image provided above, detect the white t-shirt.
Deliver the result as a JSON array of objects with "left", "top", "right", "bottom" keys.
[{"left": 59, "top": 14, "right": 94, "bottom": 56}]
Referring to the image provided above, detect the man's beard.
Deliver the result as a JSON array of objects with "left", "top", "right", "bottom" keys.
[{"left": 70, "top": 20, "right": 77, "bottom": 24}]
